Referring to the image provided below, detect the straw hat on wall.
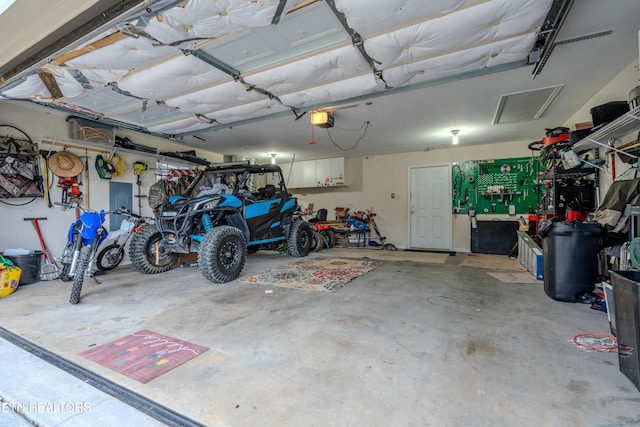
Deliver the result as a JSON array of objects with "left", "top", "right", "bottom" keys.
[{"left": 48, "top": 151, "right": 84, "bottom": 177}]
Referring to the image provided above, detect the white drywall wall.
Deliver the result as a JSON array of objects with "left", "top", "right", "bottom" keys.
[{"left": 0, "top": 102, "right": 223, "bottom": 259}]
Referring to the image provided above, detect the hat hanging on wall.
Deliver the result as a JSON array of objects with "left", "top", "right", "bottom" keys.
[{"left": 48, "top": 151, "right": 84, "bottom": 177}]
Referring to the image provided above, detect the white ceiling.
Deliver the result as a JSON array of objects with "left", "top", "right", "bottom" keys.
[{"left": 0, "top": 0, "right": 638, "bottom": 164}]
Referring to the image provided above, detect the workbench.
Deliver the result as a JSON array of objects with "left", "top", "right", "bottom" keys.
[{"left": 325, "top": 221, "right": 370, "bottom": 248}]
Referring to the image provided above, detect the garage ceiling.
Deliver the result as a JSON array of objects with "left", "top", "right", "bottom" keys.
[{"left": 0, "top": 0, "right": 639, "bottom": 163}]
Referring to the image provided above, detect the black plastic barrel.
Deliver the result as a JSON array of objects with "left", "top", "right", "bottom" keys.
[
  {"left": 541, "top": 222, "right": 601, "bottom": 302},
  {"left": 610, "top": 270, "right": 640, "bottom": 392},
  {"left": 3, "top": 251, "right": 43, "bottom": 285}
]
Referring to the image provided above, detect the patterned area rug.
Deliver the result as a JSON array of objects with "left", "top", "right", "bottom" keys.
[
  {"left": 80, "top": 330, "right": 208, "bottom": 383},
  {"left": 240, "top": 258, "right": 381, "bottom": 291}
]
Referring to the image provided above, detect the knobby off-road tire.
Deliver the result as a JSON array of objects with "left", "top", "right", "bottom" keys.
[
  {"left": 311, "top": 231, "right": 325, "bottom": 252},
  {"left": 129, "top": 225, "right": 177, "bottom": 274},
  {"left": 198, "top": 226, "right": 247, "bottom": 283},
  {"left": 59, "top": 242, "right": 74, "bottom": 281},
  {"left": 288, "top": 220, "right": 312, "bottom": 257},
  {"left": 96, "top": 243, "right": 124, "bottom": 271},
  {"left": 69, "top": 247, "right": 90, "bottom": 304},
  {"left": 60, "top": 264, "right": 72, "bottom": 282},
  {"left": 324, "top": 229, "right": 337, "bottom": 248}
]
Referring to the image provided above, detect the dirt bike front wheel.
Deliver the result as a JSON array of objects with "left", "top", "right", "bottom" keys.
[
  {"left": 96, "top": 243, "right": 125, "bottom": 271},
  {"left": 69, "top": 247, "right": 91, "bottom": 304}
]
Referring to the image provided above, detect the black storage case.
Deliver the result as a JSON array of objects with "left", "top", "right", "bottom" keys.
[
  {"left": 471, "top": 220, "right": 519, "bottom": 255},
  {"left": 569, "top": 128, "right": 592, "bottom": 145},
  {"left": 610, "top": 270, "right": 640, "bottom": 392},
  {"left": 590, "top": 101, "right": 630, "bottom": 127},
  {"left": 541, "top": 222, "right": 601, "bottom": 302},
  {"left": 3, "top": 251, "right": 43, "bottom": 285}
]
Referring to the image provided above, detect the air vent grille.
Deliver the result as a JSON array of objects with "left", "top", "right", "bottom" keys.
[{"left": 493, "top": 85, "right": 564, "bottom": 124}]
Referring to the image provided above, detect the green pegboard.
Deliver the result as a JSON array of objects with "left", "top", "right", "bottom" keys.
[{"left": 452, "top": 156, "right": 540, "bottom": 215}]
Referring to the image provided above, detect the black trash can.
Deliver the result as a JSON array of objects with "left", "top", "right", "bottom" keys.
[
  {"left": 541, "top": 222, "right": 601, "bottom": 302},
  {"left": 3, "top": 251, "right": 43, "bottom": 285},
  {"left": 610, "top": 270, "right": 640, "bottom": 392}
]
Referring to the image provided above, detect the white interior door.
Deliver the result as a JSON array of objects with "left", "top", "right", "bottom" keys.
[{"left": 409, "top": 164, "right": 452, "bottom": 250}]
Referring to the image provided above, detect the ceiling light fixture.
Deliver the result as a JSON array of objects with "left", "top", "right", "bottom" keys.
[
  {"left": 270, "top": 153, "right": 277, "bottom": 164},
  {"left": 310, "top": 111, "right": 334, "bottom": 128},
  {"left": 451, "top": 129, "right": 459, "bottom": 145}
]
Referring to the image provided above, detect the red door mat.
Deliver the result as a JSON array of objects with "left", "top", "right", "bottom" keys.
[{"left": 80, "top": 330, "right": 208, "bottom": 384}]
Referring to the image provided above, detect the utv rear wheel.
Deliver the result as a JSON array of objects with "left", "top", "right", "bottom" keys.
[
  {"left": 198, "top": 226, "right": 247, "bottom": 283},
  {"left": 129, "top": 225, "right": 177, "bottom": 274},
  {"left": 288, "top": 220, "right": 312, "bottom": 257}
]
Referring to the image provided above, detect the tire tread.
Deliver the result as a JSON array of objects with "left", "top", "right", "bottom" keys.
[
  {"left": 198, "top": 226, "right": 247, "bottom": 283},
  {"left": 129, "top": 225, "right": 177, "bottom": 274},
  {"left": 69, "top": 247, "right": 90, "bottom": 304},
  {"left": 96, "top": 243, "right": 124, "bottom": 271}
]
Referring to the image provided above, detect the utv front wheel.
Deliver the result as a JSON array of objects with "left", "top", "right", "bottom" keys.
[
  {"left": 288, "top": 220, "right": 313, "bottom": 257},
  {"left": 198, "top": 226, "right": 247, "bottom": 283},
  {"left": 129, "top": 225, "right": 177, "bottom": 274}
]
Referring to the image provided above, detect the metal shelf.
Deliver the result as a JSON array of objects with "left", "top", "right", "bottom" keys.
[
  {"left": 41, "top": 136, "right": 206, "bottom": 167},
  {"left": 541, "top": 166, "right": 597, "bottom": 180},
  {"left": 573, "top": 105, "right": 640, "bottom": 152}
]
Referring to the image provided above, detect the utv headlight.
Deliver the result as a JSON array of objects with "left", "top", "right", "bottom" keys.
[{"left": 202, "top": 200, "right": 219, "bottom": 210}]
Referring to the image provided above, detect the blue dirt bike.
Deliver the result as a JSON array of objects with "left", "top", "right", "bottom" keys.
[{"left": 56, "top": 202, "right": 110, "bottom": 304}]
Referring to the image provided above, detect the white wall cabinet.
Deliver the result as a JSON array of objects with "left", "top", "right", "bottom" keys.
[
  {"left": 288, "top": 161, "right": 304, "bottom": 187},
  {"left": 302, "top": 160, "right": 318, "bottom": 187},
  {"left": 281, "top": 157, "right": 348, "bottom": 189},
  {"left": 316, "top": 157, "right": 346, "bottom": 187}
]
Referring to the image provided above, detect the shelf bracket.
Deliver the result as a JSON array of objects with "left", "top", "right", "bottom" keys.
[
  {"left": 582, "top": 160, "right": 606, "bottom": 171},
  {"left": 583, "top": 137, "right": 638, "bottom": 160}
]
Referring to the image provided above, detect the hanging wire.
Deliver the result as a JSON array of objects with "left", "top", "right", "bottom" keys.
[
  {"left": 452, "top": 164, "right": 465, "bottom": 202},
  {"left": 286, "top": 152, "right": 296, "bottom": 188},
  {"left": 325, "top": 121, "right": 370, "bottom": 151},
  {"left": 332, "top": 122, "right": 369, "bottom": 132},
  {"left": 0, "top": 198, "right": 37, "bottom": 206}
]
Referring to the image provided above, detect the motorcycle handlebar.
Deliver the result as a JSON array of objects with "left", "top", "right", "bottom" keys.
[
  {"left": 112, "top": 206, "right": 142, "bottom": 218},
  {"left": 55, "top": 203, "right": 150, "bottom": 221},
  {"left": 54, "top": 202, "right": 84, "bottom": 211}
]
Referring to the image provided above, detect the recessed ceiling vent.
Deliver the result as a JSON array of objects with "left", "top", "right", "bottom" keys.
[{"left": 492, "top": 85, "right": 564, "bottom": 125}]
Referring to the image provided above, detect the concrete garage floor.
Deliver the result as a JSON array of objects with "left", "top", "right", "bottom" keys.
[{"left": 0, "top": 249, "right": 639, "bottom": 426}]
